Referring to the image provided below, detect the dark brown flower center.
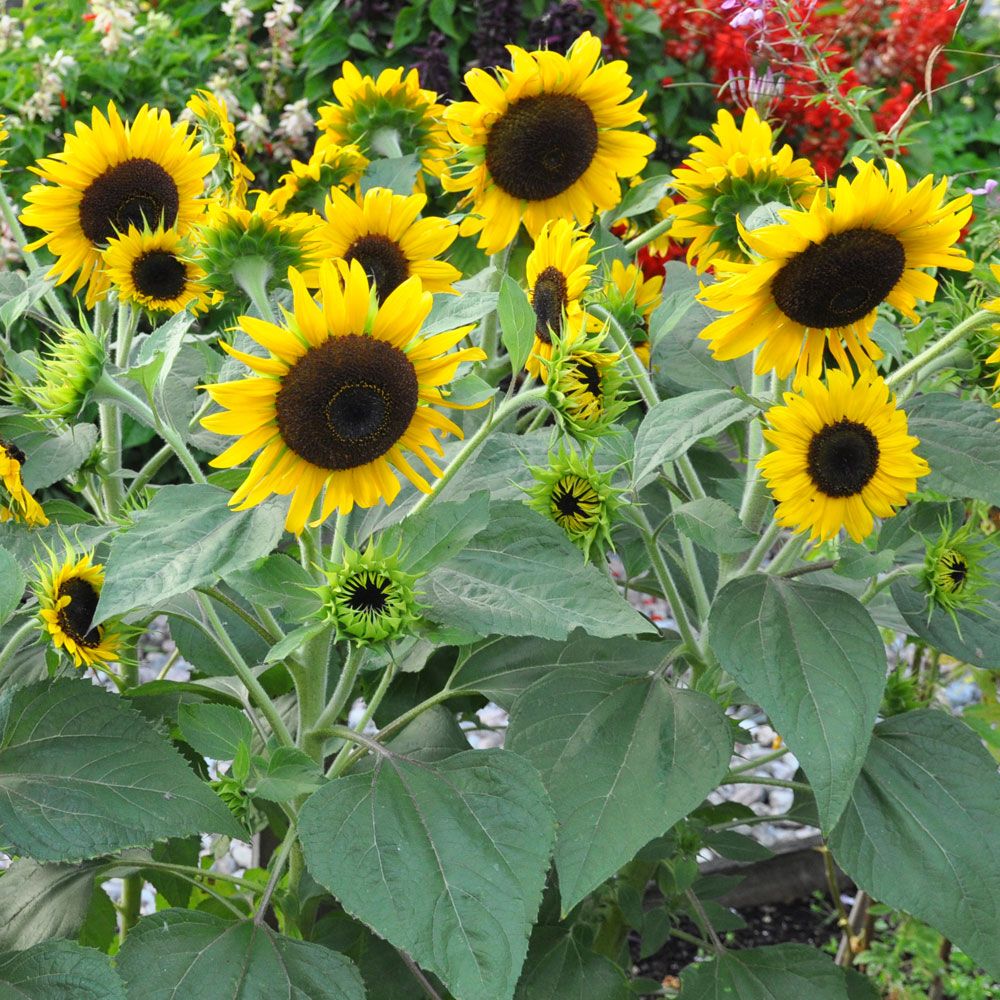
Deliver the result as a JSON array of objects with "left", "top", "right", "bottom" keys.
[
  {"left": 56, "top": 577, "right": 102, "bottom": 648},
  {"left": 485, "top": 94, "right": 599, "bottom": 202},
  {"left": 344, "top": 572, "right": 391, "bottom": 617},
  {"left": 131, "top": 250, "right": 188, "bottom": 301},
  {"left": 1, "top": 440, "right": 26, "bottom": 465},
  {"left": 941, "top": 551, "right": 968, "bottom": 592},
  {"left": 344, "top": 234, "right": 410, "bottom": 302},
  {"left": 532, "top": 266, "right": 568, "bottom": 344},
  {"left": 275, "top": 335, "right": 418, "bottom": 471},
  {"left": 770, "top": 228, "right": 906, "bottom": 329},
  {"left": 574, "top": 357, "right": 603, "bottom": 399},
  {"left": 79, "top": 158, "right": 181, "bottom": 246},
  {"left": 806, "top": 419, "right": 880, "bottom": 498}
]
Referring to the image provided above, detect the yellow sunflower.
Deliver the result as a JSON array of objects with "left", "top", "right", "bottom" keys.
[
  {"left": 758, "top": 368, "right": 929, "bottom": 543},
  {"left": 443, "top": 31, "right": 656, "bottom": 253},
  {"left": 20, "top": 103, "right": 217, "bottom": 307},
  {"left": 319, "top": 186, "right": 460, "bottom": 302},
  {"left": 699, "top": 159, "right": 973, "bottom": 385},
  {"left": 316, "top": 62, "right": 450, "bottom": 185},
  {"left": 202, "top": 260, "right": 487, "bottom": 533},
  {"left": 0, "top": 440, "right": 48, "bottom": 527},
  {"left": 981, "top": 263, "right": 1000, "bottom": 412},
  {"left": 545, "top": 329, "right": 626, "bottom": 438},
  {"left": 0, "top": 116, "right": 8, "bottom": 169},
  {"left": 671, "top": 107, "right": 820, "bottom": 273},
  {"left": 103, "top": 225, "right": 210, "bottom": 314},
  {"left": 186, "top": 89, "right": 255, "bottom": 209},
  {"left": 37, "top": 550, "right": 122, "bottom": 668},
  {"left": 270, "top": 142, "right": 368, "bottom": 214},
  {"left": 594, "top": 259, "right": 663, "bottom": 367},
  {"left": 524, "top": 219, "right": 597, "bottom": 379}
]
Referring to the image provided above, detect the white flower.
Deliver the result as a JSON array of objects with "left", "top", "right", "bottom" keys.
[
  {"left": 277, "top": 98, "right": 313, "bottom": 147},
  {"left": 221, "top": 0, "right": 253, "bottom": 30},
  {"left": 236, "top": 102, "right": 270, "bottom": 152}
]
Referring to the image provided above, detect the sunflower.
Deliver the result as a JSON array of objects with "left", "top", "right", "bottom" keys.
[
  {"left": 592, "top": 259, "right": 663, "bottom": 367},
  {"left": 443, "top": 31, "right": 656, "bottom": 253},
  {"left": 524, "top": 219, "right": 596, "bottom": 379},
  {"left": 20, "top": 103, "right": 217, "bottom": 307},
  {"left": 981, "top": 264, "right": 1000, "bottom": 408},
  {"left": 0, "top": 440, "right": 48, "bottom": 527},
  {"left": 316, "top": 63, "right": 450, "bottom": 185},
  {"left": 270, "top": 142, "right": 368, "bottom": 214},
  {"left": 758, "top": 368, "right": 929, "bottom": 543},
  {"left": 202, "top": 260, "right": 487, "bottom": 533},
  {"left": 545, "top": 329, "right": 626, "bottom": 438},
  {"left": 671, "top": 107, "right": 820, "bottom": 273},
  {"left": 0, "top": 116, "right": 8, "bottom": 169},
  {"left": 699, "top": 159, "right": 974, "bottom": 385},
  {"left": 24, "top": 324, "right": 106, "bottom": 421},
  {"left": 186, "top": 90, "right": 255, "bottom": 209},
  {"left": 36, "top": 550, "right": 123, "bottom": 668},
  {"left": 103, "top": 225, "right": 209, "bottom": 314},
  {"left": 318, "top": 186, "right": 460, "bottom": 302}
]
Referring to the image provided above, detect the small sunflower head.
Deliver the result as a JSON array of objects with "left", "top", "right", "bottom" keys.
[
  {"left": 35, "top": 546, "right": 126, "bottom": 669},
  {"left": 0, "top": 439, "right": 48, "bottom": 527},
  {"left": 919, "top": 520, "right": 993, "bottom": 626},
  {"left": 589, "top": 260, "right": 663, "bottom": 367},
  {"left": 24, "top": 323, "right": 106, "bottom": 421},
  {"left": 525, "top": 447, "right": 621, "bottom": 559},
  {"left": 544, "top": 329, "right": 628, "bottom": 439},
  {"left": 0, "top": 115, "right": 8, "bottom": 170},
  {"left": 270, "top": 142, "right": 369, "bottom": 215},
  {"left": 321, "top": 543, "right": 422, "bottom": 645},
  {"left": 186, "top": 89, "right": 255, "bottom": 208}
]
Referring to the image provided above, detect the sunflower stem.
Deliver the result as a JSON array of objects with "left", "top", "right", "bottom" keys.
[
  {"left": 480, "top": 244, "right": 514, "bottom": 368},
  {"left": 860, "top": 562, "right": 923, "bottom": 604},
  {"left": 886, "top": 308, "right": 995, "bottom": 391},
  {"left": 119, "top": 650, "right": 142, "bottom": 942},
  {"left": 590, "top": 304, "right": 658, "bottom": 408},
  {"left": 95, "top": 300, "right": 125, "bottom": 514},
  {"left": 327, "top": 660, "right": 397, "bottom": 778},
  {"left": 309, "top": 643, "right": 365, "bottom": 750},
  {"left": 407, "top": 386, "right": 547, "bottom": 518},
  {"left": 737, "top": 367, "right": 771, "bottom": 532},
  {"left": 737, "top": 518, "right": 784, "bottom": 576},
  {"left": 623, "top": 215, "right": 675, "bottom": 256},
  {"left": 296, "top": 627, "right": 333, "bottom": 762},
  {"left": 254, "top": 820, "right": 297, "bottom": 926},
  {"left": 767, "top": 533, "right": 810, "bottom": 575},
  {"left": 233, "top": 257, "right": 277, "bottom": 323},
  {"left": 0, "top": 618, "right": 38, "bottom": 680},
  {"left": 330, "top": 510, "right": 350, "bottom": 565}
]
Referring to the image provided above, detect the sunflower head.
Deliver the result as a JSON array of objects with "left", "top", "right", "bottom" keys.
[
  {"left": 671, "top": 108, "right": 820, "bottom": 273},
  {"left": 321, "top": 543, "right": 421, "bottom": 645},
  {"left": 525, "top": 446, "right": 621, "bottom": 559},
  {"left": 186, "top": 89, "right": 255, "bottom": 209},
  {"left": 0, "top": 116, "right": 8, "bottom": 170},
  {"left": 202, "top": 260, "right": 487, "bottom": 533},
  {"left": 197, "top": 192, "right": 324, "bottom": 304},
  {"left": 590, "top": 259, "right": 663, "bottom": 367},
  {"left": 980, "top": 263, "right": 1000, "bottom": 412},
  {"left": 316, "top": 62, "right": 450, "bottom": 186},
  {"left": 270, "top": 141, "right": 369, "bottom": 214},
  {"left": 0, "top": 439, "right": 48, "bottom": 527},
  {"left": 759, "top": 368, "right": 930, "bottom": 543},
  {"left": 919, "top": 519, "right": 993, "bottom": 627},
  {"left": 23, "top": 323, "right": 106, "bottom": 421},
  {"left": 545, "top": 329, "right": 627, "bottom": 439},
  {"left": 103, "top": 224, "right": 210, "bottom": 315},
  {"left": 20, "top": 102, "right": 217, "bottom": 307},
  {"left": 443, "top": 32, "right": 656, "bottom": 253},
  {"left": 699, "top": 159, "right": 974, "bottom": 386},
  {"left": 319, "top": 185, "right": 460, "bottom": 303},
  {"left": 35, "top": 547, "right": 124, "bottom": 669}
]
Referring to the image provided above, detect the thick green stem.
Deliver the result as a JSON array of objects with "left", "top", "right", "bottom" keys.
[
  {"left": 723, "top": 774, "right": 811, "bottom": 793},
  {"left": 591, "top": 304, "right": 658, "bottom": 408},
  {"left": 860, "top": 562, "right": 922, "bottom": 604},
  {"left": 118, "top": 654, "right": 142, "bottom": 941},
  {"left": 199, "top": 586, "right": 281, "bottom": 645},
  {"left": 738, "top": 518, "right": 783, "bottom": 576},
  {"left": 766, "top": 533, "right": 810, "bottom": 575},
  {"left": 479, "top": 245, "right": 514, "bottom": 367},
  {"left": 309, "top": 644, "right": 364, "bottom": 743},
  {"left": 327, "top": 662, "right": 397, "bottom": 777},
  {"left": 886, "top": 308, "right": 995, "bottom": 391},
  {"left": 329, "top": 510, "right": 349, "bottom": 564},
  {"left": 254, "top": 821, "right": 297, "bottom": 926},
  {"left": 296, "top": 628, "right": 333, "bottom": 762},
  {"left": 623, "top": 215, "right": 674, "bottom": 255},
  {"left": 729, "top": 746, "right": 791, "bottom": 774},
  {"left": 0, "top": 619, "right": 38, "bottom": 679},
  {"left": 233, "top": 257, "right": 277, "bottom": 323},
  {"left": 738, "top": 368, "right": 771, "bottom": 532}
]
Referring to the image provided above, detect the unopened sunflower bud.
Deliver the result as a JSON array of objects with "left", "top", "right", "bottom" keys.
[
  {"left": 23, "top": 324, "right": 105, "bottom": 421},
  {"left": 920, "top": 520, "right": 993, "bottom": 628}
]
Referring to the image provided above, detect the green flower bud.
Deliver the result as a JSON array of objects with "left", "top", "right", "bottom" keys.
[
  {"left": 24, "top": 323, "right": 105, "bottom": 421},
  {"left": 919, "top": 519, "right": 994, "bottom": 629}
]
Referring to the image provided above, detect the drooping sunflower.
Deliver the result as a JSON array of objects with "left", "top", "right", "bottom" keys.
[
  {"left": 671, "top": 107, "right": 820, "bottom": 273},
  {"left": 318, "top": 186, "right": 460, "bottom": 302},
  {"left": 20, "top": 103, "right": 217, "bottom": 307},
  {"left": 525, "top": 219, "right": 596, "bottom": 379},
  {"left": 270, "top": 142, "right": 368, "bottom": 214},
  {"left": 591, "top": 259, "right": 663, "bottom": 367},
  {"left": 186, "top": 90, "right": 254, "bottom": 208},
  {"left": 103, "top": 225, "right": 209, "bottom": 314},
  {"left": 699, "top": 159, "right": 974, "bottom": 385},
  {"left": 316, "top": 62, "right": 450, "bottom": 184},
  {"left": 36, "top": 550, "right": 123, "bottom": 668},
  {"left": 545, "top": 330, "right": 626, "bottom": 438},
  {"left": 444, "top": 32, "right": 656, "bottom": 253},
  {"left": 0, "top": 440, "right": 48, "bottom": 527},
  {"left": 758, "top": 368, "right": 929, "bottom": 543},
  {"left": 202, "top": 260, "right": 487, "bottom": 533}
]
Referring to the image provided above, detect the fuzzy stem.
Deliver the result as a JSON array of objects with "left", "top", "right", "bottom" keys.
[
  {"left": 233, "top": 257, "right": 276, "bottom": 323},
  {"left": 327, "top": 661, "right": 398, "bottom": 778},
  {"left": 886, "top": 308, "right": 995, "bottom": 390},
  {"left": 254, "top": 822, "right": 297, "bottom": 926},
  {"left": 0, "top": 619, "right": 38, "bottom": 679},
  {"left": 479, "top": 244, "right": 514, "bottom": 368},
  {"left": 623, "top": 215, "right": 674, "bottom": 255},
  {"left": 309, "top": 644, "right": 364, "bottom": 740}
]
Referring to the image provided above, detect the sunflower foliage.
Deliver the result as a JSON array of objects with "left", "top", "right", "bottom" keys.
[{"left": 1, "top": 27, "right": 1000, "bottom": 1000}]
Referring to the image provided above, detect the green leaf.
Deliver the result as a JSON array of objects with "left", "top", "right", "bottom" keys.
[
  {"left": 116, "top": 910, "right": 365, "bottom": 1000},
  {"left": 671, "top": 499, "right": 755, "bottom": 554},
  {"left": 94, "top": 485, "right": 285, "bottom": 623},
  {"left": 360, "top": 154, "right": 420, "bottom": 195},
  {"left": 423, "top": 291, "right": 499, "bottom": 337},
  {"left": 452, "top": 632, "right": 678, "bottom": 707},
  {"left": 611, "top": 175, "right": 670, "bottom": 220},
  {"left": 126, "top": 310, "right": 194, "bottom": 397},
  {"left": 382, "top": 492, "right": 491, "bottom": 574},
  {"left": 224, "top": 554, "right": 320, "bottom": 621},
  {"left": 178, "top": 703, "right": 253, "bottom": 760},
  {"left": 422, "top": 503, "right": 655, "bottom": 640},
  {"left": 830, "top": 709, "right": 1000, "bottom": 978},
  {"left": 0, "top": 277, "right": 53, "bottom": 332},
  {"left": 499, "top": 274, "right": 536, "bottom": 374},
  {"left": 21, "top": 424, "right": 98, "bottom": 492},
  {"left": 677, "top": 943, "right": 855, "bottom": 999},
  {"left": 507, "top": 670, "right": 731, "bottom": 913},
  {"left": 300, "top": 748, "right": 555, "bottom": 1000},
  {"left": 0, "top": 545, "right": 26, "bottom": 627},
  {"left": 632, "top": 390, "right": 754, "bottom": 489},
  {"left": 0, "top": 940, "right": 125, "bottom": 999},
  {"left": 444, "top": 373, "right": 497, "bottom": 408},
  {"left": 0, "top": 679, "right": 242, "bottom": 862},
  {"left": 708, "top": 576, "right": 886, "bottom": 831},
  {"left": 834, "top": 545, "right": 894, "bottom": 580},
  {"left": 264, "top": 621, "right": 329, "bottom": 664},
  {"left": 0, "top": 859, "right": 101, "bottom": 950},
  {"left": 703, "top": 830, "right": 774, "bottom": 863},
  {"left": 904, "top": 393, "right": 1000, "bottom": 505},
  {"left": 250, "top": 746, "right": 325, "bottom": 802},
  {"left": 513, "top": 927, "right": 629, "bottom": 1000}
]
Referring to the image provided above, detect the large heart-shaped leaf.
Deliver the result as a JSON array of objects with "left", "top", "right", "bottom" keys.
[{"left": 0, "top": 940, "right": 125, "bottom": 1000}]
